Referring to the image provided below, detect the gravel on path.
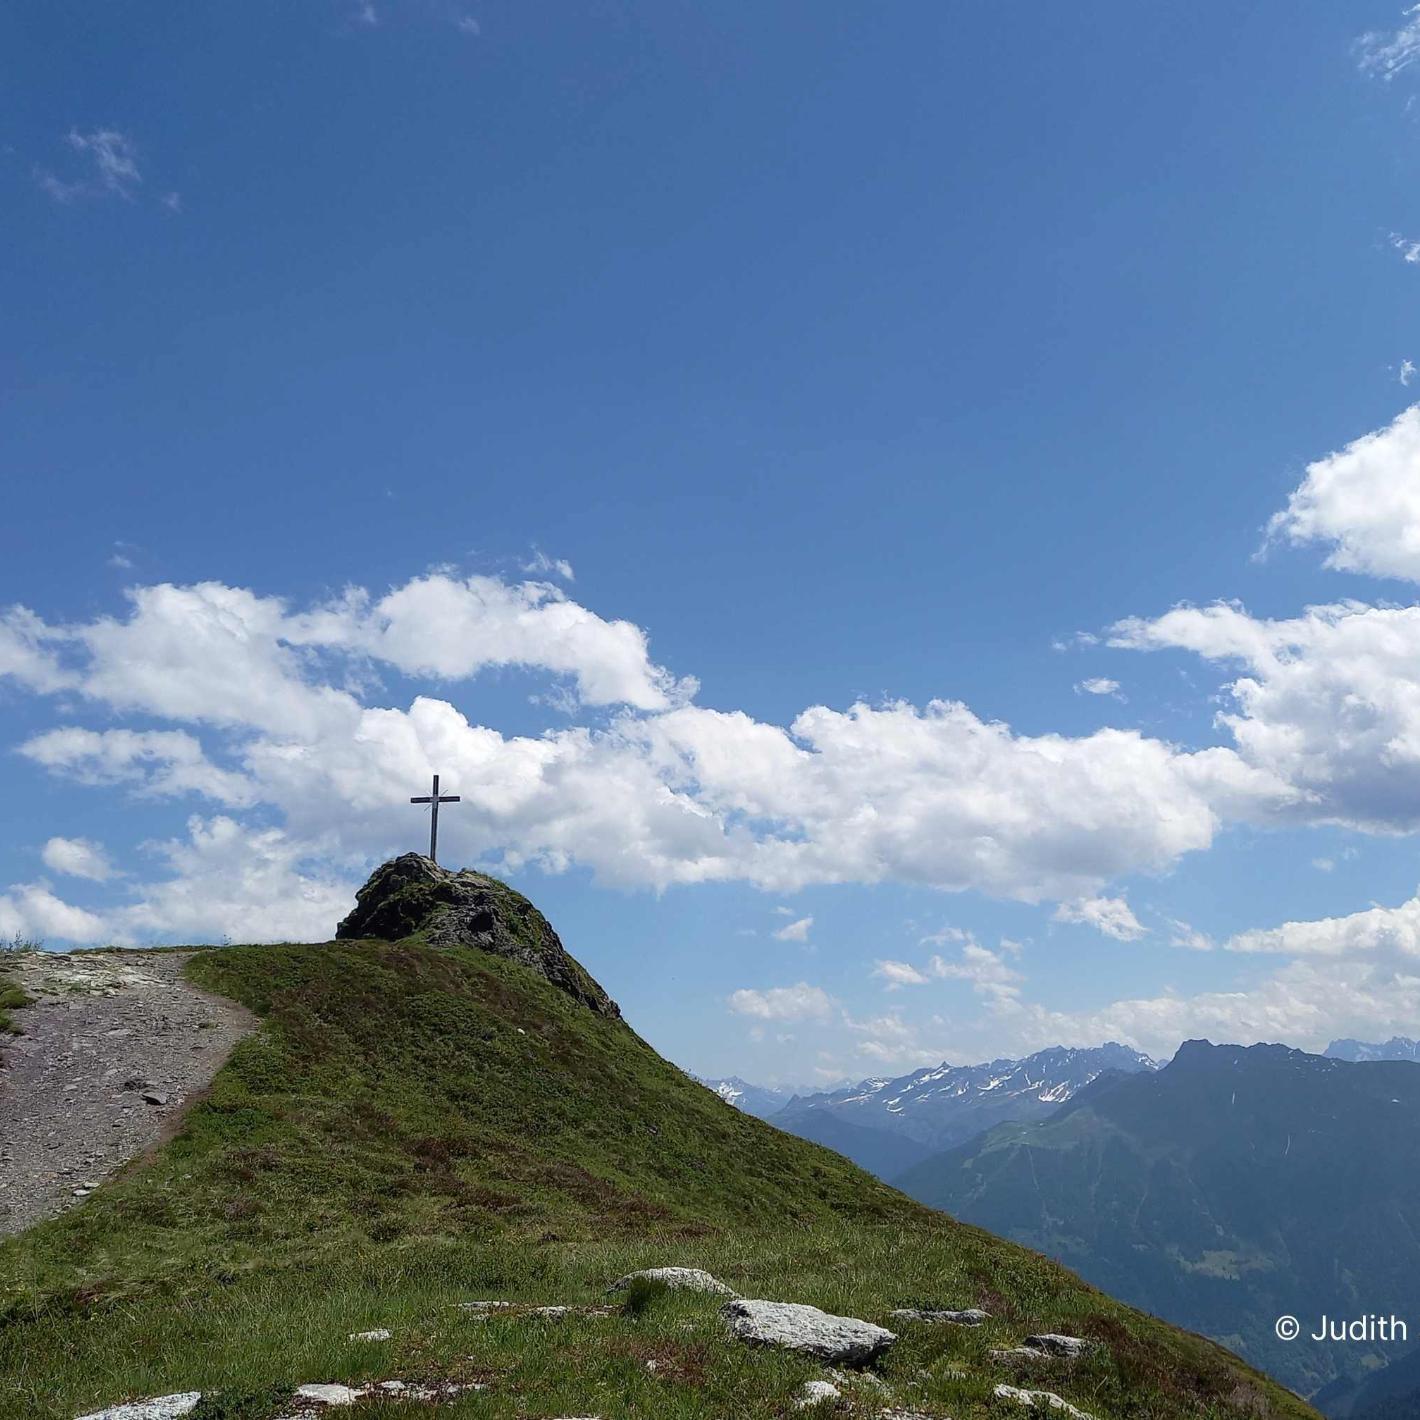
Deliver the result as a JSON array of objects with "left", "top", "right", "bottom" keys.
[{"left": 0, "top": 950, "right": 256, "bottom": 1237}]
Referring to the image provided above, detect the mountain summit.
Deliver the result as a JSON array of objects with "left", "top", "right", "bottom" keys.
[{"left": 336, "top": 853, "right": 620, "bottom": 1018}]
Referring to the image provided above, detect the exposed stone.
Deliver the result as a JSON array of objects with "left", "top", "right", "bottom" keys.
[
  {"left": 141, "top": 1090, "right": 169, "bottom": 1106},
  {"left": 793, "top": 1379, "right": 843, "bottom": 1408},
  {"left": 349, "top": 1328, "right": 392, "bottom": 1341},
  {"left": 721, "top": 1299, "right": 896, "bottom": 1365},
  {"left": 335, "top": 855, "right": 619, "bottom": 1018},
  {"left": 293, "top": 1384, "right": 363, "bottom": 1406},
  {"left": 889, "top": 1306, "right": 989, "bottom": 1325},
  {"left": 608, "top": 1267, "right": 736, "bottom": 1296},
  {"left": 994, "top": 1384, "right": 1099, "bottom": 1418},
  {"left": 1023, "top": 1334, "right": 1091, "bottom": 1358},
  {"left": 74, "top": 1396, "right": 201, "bottom": 1420}
]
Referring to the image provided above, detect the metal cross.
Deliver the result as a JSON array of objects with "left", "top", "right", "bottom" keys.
[{"left": 410, "top": 773, "right": 460, "bottom": 864}]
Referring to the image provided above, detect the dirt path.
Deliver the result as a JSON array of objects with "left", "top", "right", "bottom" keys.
[{"left": 0, "top": 950, "right": 256, "bottom": 1237}]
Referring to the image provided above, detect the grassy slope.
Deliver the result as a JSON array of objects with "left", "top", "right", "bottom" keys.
[{"left": 0, "top": 940, "right": 1316, "bottom": 1420}]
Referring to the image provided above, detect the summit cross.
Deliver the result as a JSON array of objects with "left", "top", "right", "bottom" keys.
[{"left": 410, "top": 773, "right": 460, "bottom": 865}]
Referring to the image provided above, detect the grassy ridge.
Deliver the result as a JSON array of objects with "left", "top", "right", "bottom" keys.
[{"left": 0, "top": 940, "right": 1317, "bottom": 1419}]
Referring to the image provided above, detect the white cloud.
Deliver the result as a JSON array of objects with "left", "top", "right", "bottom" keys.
[
  {"left": 114, "top": 817, "right": 356, "bottom": 945},
  {"left": 0, "top": 573, "right": 1303, "bottom": 910},
  {"left": 1401, "top": 359, "right": 1416, "bottom": 387},
  {"left": 1166, "top": 919, "right": 1213, "bottom": 951},
  {"left": 929, "top": 942, "right": 1023, "bottom": 1002},
  {"left": 728, "top": 982, "right": 834, "bottom": 1022},
  {"left": 0, "top": 883, "right": 107, "bottom": 944},
  {"left": 999, "top": 953, "right": 1420, "bottom": 1062},
  {"left": 38, "top": 128, "right": 142, "bottom": 203},
  {"left": 1224, "top": 890, "right": 1420, "bottom": 958},
  {"left": 1264, "top": 405, "right": 1420, "bottom": 583},
  {"left": 1075, "top": 677, "right": 1121, "bottom": 697},
  {"left": 872, "top": 959, "right": 931, "bottom": 988},
  {"left": 843, "top": 1009, "right": 946, "bottom": 1068},
  {"left": 22, "top": 727, "right": 257, "bottom": 806},
  {"left": 456, "top": 15, "right": 481, "bottom": 34},
  {"left": 1053, "top": 894, "right": 1145, "bottom": 941},
  {"left": 41, "top": 837, "right": 115, "bottom": 882},
  {"left": 1358, "top": 8, "right": 1420, "bottom": 80},
  {"left": 772, "top": 915, "right": 813, "bottom": 943},
  {"left": 521, "top": 549, "right": 573, "bottom": 580},
  {"left": 0, "top": 608, "right": 75, "bottom": 693},
  {"left": 1392, "top": 233, "right": 1420, "bottom": 265},
  {"left": 1112, "top": 599, "right": 1420, "bottom": 831}
]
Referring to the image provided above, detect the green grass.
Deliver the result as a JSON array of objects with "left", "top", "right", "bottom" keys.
[
  {"left": 0, "top": 972, "right": 31, "bottom": 1035},
  {"left": 0, "top": 938, "right": 1317, "bottom": 1420}
]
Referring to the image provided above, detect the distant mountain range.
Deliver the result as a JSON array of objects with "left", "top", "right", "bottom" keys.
[
  {"left": 894, "top": 1040, "right": 1420, "bottom": 1407},
  {"left": 763, "top": 1043, "right": 1156, "bottom": 1172},
  {"left": 1326, "top": 1036, "right": 1420, "bottom": 1063},
  {"left": 692, "top": 1075, "right": 799, "bottom": 1118}
]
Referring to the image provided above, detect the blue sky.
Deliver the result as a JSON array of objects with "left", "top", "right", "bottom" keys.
[{"left": 8, "top": 2, "right": 1420, "bottom": 1084}]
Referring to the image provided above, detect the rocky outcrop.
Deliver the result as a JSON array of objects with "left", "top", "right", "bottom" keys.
[
  {"left": 993, "top": 1384, "right": 1099, "bottom": 1417},
  {"left": 1022, "top": 1334, "right": 1090, "bottom": 1358},
  {"left": 335, "top": 855, "right": 619, "bottom": 1018},
  {"left": 608, "top": 1267, "right": 737, "bottom": 1296},
  {"left": 721, "top": 1299, "right": 896, "bottom": 1365},
  {"left": 889, "top": 1306, "right": 989, "bottom": 1325}
]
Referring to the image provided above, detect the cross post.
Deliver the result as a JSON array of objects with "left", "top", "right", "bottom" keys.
[{"left": 410, "top": 773, "right": 461, "bottom": 865}]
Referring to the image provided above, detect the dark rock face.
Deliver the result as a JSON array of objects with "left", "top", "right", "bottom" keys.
[{"left": 336, "top": 854, "right": 620, "bottom": 1019}]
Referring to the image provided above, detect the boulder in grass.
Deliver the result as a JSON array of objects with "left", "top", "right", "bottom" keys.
[
  {"left": 994, "top": 1383, "right": 1100, "bottom": 1418},
  {"left": 608, "top": 1267, "right": 736, "bottom": 1297},
  {"left": 721, "top": 1298, "right": 896, "bottom": 1365},
  {"left": 1022, "top": 1334, "right": 1091, "bottom": 1358},
  {"left": 293, "top": 1384, "right": 364, "bottom": 1406},
  {"left": 794, "top": 1379, "right": 842, "bottom": 1408},
  {"left": 75, "top": 1397, "right": 201, "bottom": 1420}
]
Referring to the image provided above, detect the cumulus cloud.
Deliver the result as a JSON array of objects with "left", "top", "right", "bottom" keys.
[
  {"left": 0, "top": 882, "right": 107, "bottom": 944},
  {"left": 773, "top": 915, "right": 813, "bottom": 943},
  {"left": 1265, "top": 405, "right": 1420, "bottom": 583},
  {"left": 1075, "top": 677, "right": 1121, "bottom": 697},
  {"left": 41, "top": 837, "right": 115, "bottom": 882},
  {"left": 22, "top": 727, "right": 257, "bottom": 806},
  {"left": 1225, "top": 891, "right": 1420, "bottom": 958},
  {"left": 1, "top": 576, "right": 1293, "bottom": 906},
  {"left": 728, "top": 982, "right": 834, "bottom": 1022},
  {"left": 2, "top": 819, "right": 355, "bottom": 947},
  {"left": 1053, "top": 894, "right": 1145, "bottom": 941},
  {"left": 1112, "top": 600, "right": 1420, "bottom": 831}
]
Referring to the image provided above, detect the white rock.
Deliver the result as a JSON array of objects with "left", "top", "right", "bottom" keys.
[
  {"left": 348, "top": 1328, "right": 391, "bottom": 1341},
  {"left": 721, "top": 1299, "right": 896, "bottom": 1365},
  {"left": 889, "top": 1307, "right": 989, "bottom": 1326},
  {"left": 993, "top": 1384, "right": 1099, "bottom": 1418},
  {"left": 75, "top": 1396, "right": 201, "bottom": 1420},
  {"left": 456, "top": 1300, "right": 513, "bottom": 1312},
  {"left": 294, "top": 1384, "right": 364, "bottom": 1406},
  {"left": 794, "top": 1378, "right": 842, "bottom": 1408},
  {"left": 608, "top": 1266, "right": 737, "bottom": 1296},
  {"left": 1023, "top": 1334, "right": 1090, "bottom": 1358}
]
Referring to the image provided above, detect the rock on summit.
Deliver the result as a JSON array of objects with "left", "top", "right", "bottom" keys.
[{"left": 336, "top": 854, "right": 620, "bottom": 1019}]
